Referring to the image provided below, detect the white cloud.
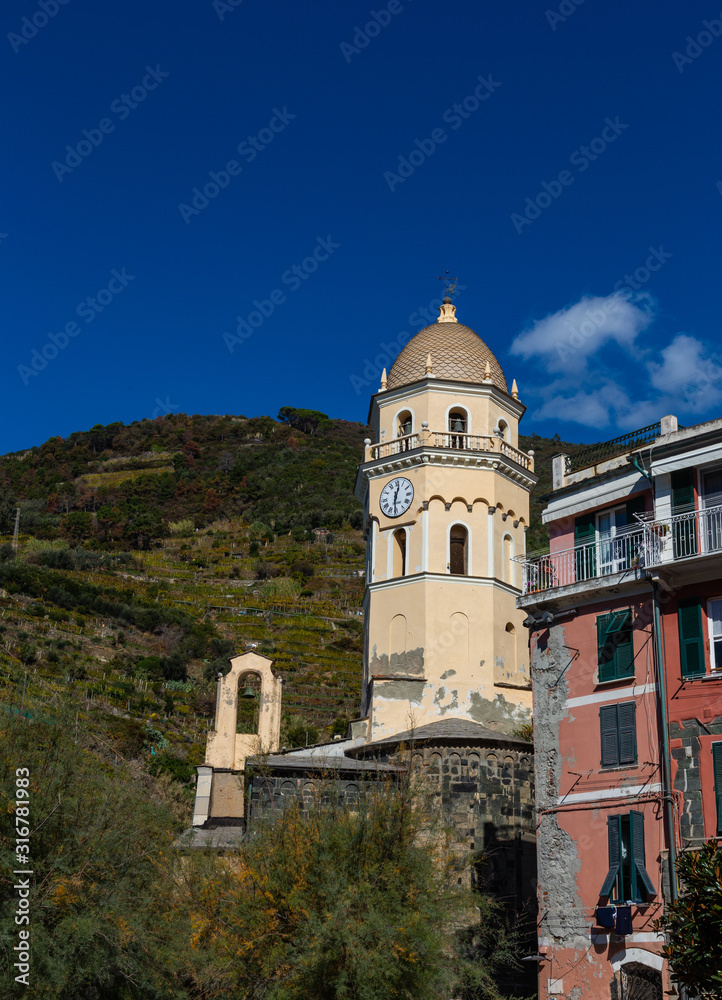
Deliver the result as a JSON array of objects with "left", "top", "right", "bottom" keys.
[
  {"left": 510, "top": 293, "right": 722, "bottom": 432},
  {"left": 531, "top": 380, "right": 657, "bottom": 430},
  {"left": 647, "top": 333, "right": 722, "bottom": 411},
  {"left": 510, "top": 292, "right": 654, "bottom": 376}
]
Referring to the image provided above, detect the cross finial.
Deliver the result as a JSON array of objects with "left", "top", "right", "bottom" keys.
[{"left": 437, "top": 269, "right": 457, "bottom": 298}]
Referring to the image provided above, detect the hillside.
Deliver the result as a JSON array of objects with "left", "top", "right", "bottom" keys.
[{"left": 0, "top": 409, "right": 576, "bottom": 793}]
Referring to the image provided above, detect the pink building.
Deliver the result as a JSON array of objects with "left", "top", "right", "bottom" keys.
[{"left": 518, "top": 414, "right": 722, "bottom": 1000}]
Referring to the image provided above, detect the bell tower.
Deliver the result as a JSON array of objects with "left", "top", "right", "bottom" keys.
[{"left": 355, "top": 298, "right": 537, "bottom": 741}]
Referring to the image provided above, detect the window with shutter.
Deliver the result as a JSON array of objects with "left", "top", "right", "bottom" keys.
[
  {"left": 600, "top": 814, "right": 621, "bottom": 898},
  {"left": 713, "top": 743, "right": 722, "bottom": 834},
  {"left": 575, "top": 512, "right": 596, "bottom": 581},
  {"left": 599, "top": 703, "right": 637, "bottom": 767},
  {"left": 708, "top": 599, "right": 722, "bottom": 672},
  {"left": 625, "top": 493, "right": 646, "bottom": 523},
  {"left": 601, "top": 812, "right": 655, "bottom": 902},
  {"left": 618, "top": 702, "right": 637, "bottom": 765},
  {"left": 630, "top": 810, "right": 655, "bottom": 899},
  {"left": 671, "top": 469, "right": 697, "bottom": 558},
  {"left": 600, "top": 705, "right": 620, "bottom": 767},
  {"left": 597, "top": 610, "right": 634, "bottom": 682},
  {"left": 678, "top": 601, "right": 705, "bottom": 677}
]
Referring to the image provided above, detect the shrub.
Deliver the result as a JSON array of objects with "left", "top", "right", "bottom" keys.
[
  {"left": 175, "top": 770, "right": 522, "bottom": 1000},
  {"left": 254, "top": 560, "right": 281, "bottom": 580},
  {"left": 260, "top": 577, "right": 301, "bottom": 600},
  {"left": 148, "top": 752, "right": 193, "bottom": 784},
  {"left": 168, "top": 519, "right": 194, "bottom": 536}
]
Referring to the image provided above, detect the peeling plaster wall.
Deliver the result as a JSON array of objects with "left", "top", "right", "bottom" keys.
[
  {"left": 369, "top": 645, "right": 425, "bottom": 676},
  {"left": 532, "top": 623, "right": 586, "bottom": 949},
  {"left": 369, "top": 680, "right": 531, "bottom": 740}
]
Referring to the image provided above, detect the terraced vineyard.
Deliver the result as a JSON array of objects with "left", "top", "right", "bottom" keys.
[{"left": 0, "top": 409, "right": 571, "bottom": 785}]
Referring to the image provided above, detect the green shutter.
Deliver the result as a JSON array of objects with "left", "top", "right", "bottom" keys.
[
  {"left": 600, "top": 814, "right": 621, "bottom": 897},
  {"left": 678, "top": 601, "right": 705, "bottom": 677},
  {"left": 625, "top": 494, "right": 646, "bottom": 524},
  {"left": 600, "top": 705, "right": 619, "bottom": 766},
  {"left": 671, "top": 469, "right": 695, "bottom": 513},
  {"left": 598, "top": 610, "right": 634, "bottom": 681},
  {"left": 617, "top": 702, "right": 637, "bottom": 765},
  {"left": 713, "top": 744, "right": 722, "bottom": 834},
  {"left": 575, "top": 512, "right": 597, "bottom": 580},
  {"left": 671, "top": 469, "right": 697, "bottom": 557},
  {"left": 614, "top": 612, "right": 634, "bottom": 678},
  {"left": 597, "top": 614, "right": 616, "bottom": 682},
  {"left": 630, "top": 810, "right": 655, "bottom": 899}
]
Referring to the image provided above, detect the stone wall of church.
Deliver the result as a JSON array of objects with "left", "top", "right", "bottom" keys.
[
  {"left": 398, "top": 742, "right": 536, "bottom": 913},
  {"left": 247, "top": 741, "right": 535, "bottom": 914},
  {"left": 247, "top": 771, "right": 369, "bottom": 819}
]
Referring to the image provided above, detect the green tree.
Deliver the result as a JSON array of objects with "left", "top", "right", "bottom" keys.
[
  {"left": 277, "top": 406, "right": 333, "bottom": 436},
  {"left": 659, "top": 839, "right": 722, "bottom": 998},
  {"left": 0, "top": 706, "right": 190, "bottom": 998}
]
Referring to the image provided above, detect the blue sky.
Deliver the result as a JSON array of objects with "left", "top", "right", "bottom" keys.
[{"left": 3, "top": 0, "right": 722, "bottom": 451}]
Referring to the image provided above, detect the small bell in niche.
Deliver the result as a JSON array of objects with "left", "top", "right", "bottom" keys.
[{"left": 241, "top": 684, "right": 256, "bottom": 699}]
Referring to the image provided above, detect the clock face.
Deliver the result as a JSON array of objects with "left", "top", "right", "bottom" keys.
[{"left": 379, "top": 477, "right": 414, "bottom": 518}]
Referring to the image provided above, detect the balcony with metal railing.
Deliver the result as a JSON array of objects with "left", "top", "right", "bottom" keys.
[
  {"left": 365, "top": 430, "right": 534, "bottom": 471},
  {"left": 642, "top": 503, "right": 722, "bottom": 568},
  {"left": 518, "top": 528, "right": 646, "bottom": 596},
  {"left": 518, "top": 504, "right": 722, "bottom": 599}
]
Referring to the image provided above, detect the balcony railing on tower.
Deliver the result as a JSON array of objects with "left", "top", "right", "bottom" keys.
[{"left": 366, "top": 430, "right": 534, "bottom": 470}]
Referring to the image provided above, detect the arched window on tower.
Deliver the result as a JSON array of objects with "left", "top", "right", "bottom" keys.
[
  {"left": 448, "top": 409, "right": 468, "bottom": 449},
  {"left": 503, "top": 533, "right": 515, "bottom": 584},
  {"left": 397, "top": 410, "right": 413, "bottom": 452},
  {"left": 449, "top": 525, "right": 468, "bottom": 575},
  {"left": 393, "top": 528, "right": 407, "bottom": 577},
  {"left": 495, "top": 419, "right": 510, "bottom": 442}
]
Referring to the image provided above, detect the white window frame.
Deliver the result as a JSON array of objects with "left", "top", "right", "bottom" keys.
[
  {"left": 393, "top": 406, "right": 415, "bottom": 438},
  {"left": 707, "top": 597, "right": 722, "bottom": 672},
  {"left": 444, "top": 404, "right": 470, "bottom": 434}
]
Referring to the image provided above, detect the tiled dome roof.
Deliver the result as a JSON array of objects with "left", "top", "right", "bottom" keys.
[{"left": 387, "top": 320, "right": 508, "bottom": 392}]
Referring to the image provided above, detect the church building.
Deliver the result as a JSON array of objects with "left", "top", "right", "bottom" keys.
[{"left": 189, "top": 298, "right": 539, "bottom": 975}]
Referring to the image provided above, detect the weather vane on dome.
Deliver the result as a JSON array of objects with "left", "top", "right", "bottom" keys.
[{"left": 438, "top": 270, "right": 457, "bottom": 298}]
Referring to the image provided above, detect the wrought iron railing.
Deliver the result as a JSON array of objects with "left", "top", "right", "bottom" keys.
[
  {"left": 568, "top": 422, "right": 661, "bottom": 472},
  {"left": 519, "top": 504, "right": 722, "bottom": 594},
  {"left": 519, "top": 529, "right": 645, "bottom": 594},
  {"left": 643, "top": 504, "right": 722, "bottom": 566},
  {"left": 368, "top": 431, "right": 533, "bottom": 470}
]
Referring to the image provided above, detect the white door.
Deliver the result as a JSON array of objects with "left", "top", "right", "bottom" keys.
[{"left": 597, "top": 506, "right": 628, "bottom": 575}]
